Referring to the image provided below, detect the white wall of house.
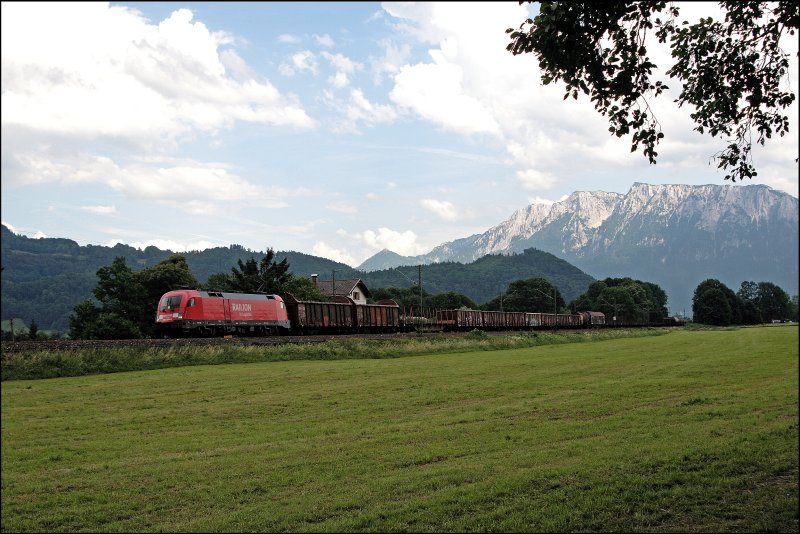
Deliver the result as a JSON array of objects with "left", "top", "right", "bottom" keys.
[{"left": 349, "top": 286, "right": 367, "bottom": 305}]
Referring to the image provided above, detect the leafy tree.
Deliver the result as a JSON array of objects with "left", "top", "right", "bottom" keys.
[
  {"left": 426, "top": 291, "right": 478, "bottom": 310},
  {"left": 737, "top": 281, "right": 763, "bottom": 324},
  {"left": 28, "top": 318, "right": 38, "bottom": 340},
  {"left": 84, "top": 312, "right": 142, "bottom": 340},
  {"left": 225, "top": 249, "right": 290, "bottom": 293},
  {"left": 67, "top": 256, "right": 146, "bottom": 339},
  {"left": 281, "top": 276, "right": 329, "bottom": 302},
  {"left": 69, "top": 255, "right": 197, "bottom": 339},
  {"left": 737, "top": 280, "right": 760, "bottom": 302},
  {"left": 570, "top": 280, "right": 608, "bottom": 312},
  {"left": 138, "top": 254, "right": 198, "bottom": 303},
  {"left": 570, "top": 277, "right": 669, "bottom": 322},
  {"left": 371, "top": 287, "right": 477, "bottom": 310},
  {"left": 205, "top": 249, "right": 321, "bottom": 303},
  {"left": 370, "top": 286, "right": 430, "bottom": 310},
  {"left": 756, "top": 281, "right": 791, "bottom": 321},
  {"left": 136, "top": 255, "right": 198, "bottom": 337},
  {"left": 693, "top": 278, "right": 739, "bottom": 325},
  {"left": 205, "top": 272, "right": 234, "bottom": 291},
  {"left": 507, "top": 1, "right": 798, "bottom": 181},
  {"left": 694, "top": 287, "right": 734, "bottom": 325},
  {"left": 69, "top": 300, "right": 102, "bottom": 339},
  {"left": 93, "top": 256, "right": 146, "bottom": 323},
  {"left": 595, "top": 285, "right": 638, "bottom": 323},
  {"left": 789, "top": 295, "right": 799, "bottom": 322},
  {"left": 483, "top": 277, "right": 564, "bottom": 313}
]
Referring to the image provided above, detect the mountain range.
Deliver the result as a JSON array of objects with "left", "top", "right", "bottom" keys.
[
  {"left": 2, "top": 182, "right": 797, "bottom": 332},
  {"left": 1, "top": 225, "right": 593, "bottom": 333},
  {"left": 359, "top": 182, "right": 799, "bottom": 316}
]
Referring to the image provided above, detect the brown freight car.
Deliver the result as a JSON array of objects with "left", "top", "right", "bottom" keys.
[
  {"left": 354, "top": 298, "right": 401, "bottom": 332},
  {"left": 281, "top": 293, "right": 355, "bottom": 333},
  {"left": 281, "top": 293, "right": 401, "bottom": 334}
]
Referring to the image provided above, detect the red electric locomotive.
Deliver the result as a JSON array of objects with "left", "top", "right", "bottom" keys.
[{"left": 156, "top": 289, "right": 291, "bottom": 336}]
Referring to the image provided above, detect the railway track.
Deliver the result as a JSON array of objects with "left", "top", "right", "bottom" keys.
[{"left": 1, "top": 325, "right": 671, "bottom": 354}]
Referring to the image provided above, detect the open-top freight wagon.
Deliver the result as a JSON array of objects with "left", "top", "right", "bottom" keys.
[{"left": 280, "top": 293, "right": 401, "bottom": 334}]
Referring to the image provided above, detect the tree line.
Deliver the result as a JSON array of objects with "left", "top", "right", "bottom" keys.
[
  {"left": 4, "top": 251, "right": 797, "bottom": 341},
  {"left": 692, "top": 279, "right": 797, "bottom": 326},
  {"left": 66, "top": 250, "right": 329, "bottom": 340}
]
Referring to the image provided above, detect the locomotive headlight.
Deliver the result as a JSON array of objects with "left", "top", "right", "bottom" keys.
[{"left": 173, "top": 312, "right": 182, "bottom": 318}]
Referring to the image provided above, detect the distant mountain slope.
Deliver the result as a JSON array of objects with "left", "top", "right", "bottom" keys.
[
  {"left": 0, "top": 226, "right": 357, "bottom": 332},
  {"left": 1, "top": 225, "right": 594, "bottom": 333},
  {"left": 361, "top": 248, "right": 595, "bottom": 305},
  {"left": 357, "top": 248, "right": 422, "bottom": 272},
  {"left": 358, "top": 183, "right": 799, "bottom": 316}
]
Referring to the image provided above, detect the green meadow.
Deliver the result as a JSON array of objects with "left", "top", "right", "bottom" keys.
[{"left": 2, "top": 326, "right": 797, "bottom": 532}]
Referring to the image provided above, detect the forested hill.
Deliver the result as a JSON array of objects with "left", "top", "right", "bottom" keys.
[
  {"left": 360, "top": 248, "right": 595, "bottom": 306},
  {"left": 0, "top": 224, "right": 357, "bottom": 333},
  {"left": 1, "top": 224, "right": 594, "bottom": 333}
]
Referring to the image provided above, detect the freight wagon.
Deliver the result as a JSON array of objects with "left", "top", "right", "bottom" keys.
[{"left": 280, "top": 293, "right": 400, "bottom": 334}]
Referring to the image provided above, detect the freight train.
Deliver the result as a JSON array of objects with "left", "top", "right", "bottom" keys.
[{"left": 156, "top": 288, "right": 684, "bottom": 337}]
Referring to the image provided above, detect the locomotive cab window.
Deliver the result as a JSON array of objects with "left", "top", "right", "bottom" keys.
[
  {"left": 160, "top": 295, "right": 182, "bottom": 311},
  {"left": 187, "top": 297, "right": 196, "bottom": 307}
]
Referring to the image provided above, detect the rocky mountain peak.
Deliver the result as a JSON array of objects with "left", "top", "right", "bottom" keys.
[{"left": 358, "top": 182, "right": 798, "bottom": 315}]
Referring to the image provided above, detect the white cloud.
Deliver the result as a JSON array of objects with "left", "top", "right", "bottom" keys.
[
  {"left": 322, "top": 51, "right": 362, "bottom": 88},
  {"left": 0, "top": 3, "right": 314, "bottom": 153},
  {"left": 370, "top": 39, "right": 412, "bottom": 85},
  {"left": 517, "top": 169, "right": 555, "bottom": 191},
  {"left": 279, "top": 50, "right": 319, "bottom": 76},
  {"left": 80, "top": 205, "right": 117, "bottom": 215},
  {"left": 7, "top": 151, "right": 302, "bottom": 214},
  {"left": 0, "top": 3, "right": 321, "bottom": 226},
  {"left": 533, "top": 197, "right": 554, "bottom": 206},
  {"left": 277, "top": 33, "right": 301, "bottom": 44},
  {"left": 390, "top": 56, "right": 500, "bottom": 136},
  {"left": 314, "top": 33, "right": 334, "bottom": 47},
  {"left": 219, "top": 48, "right": 256, "bottom": 81},
  {"left": 381, "top": 2, "right": 797, "bottom": 196},
  {"left": 359, "top": 227, "right": 428, "bottom": 256},
  {"left": 420, "top": 198, "right": 458, "bottom": 221},
  {"left": 326, "top": 201, "right": 358, "bottom": 214},
  {"left": 348, "top": 89, "right": 397, "bottom": 124},
  {"left": 313, "top": 241, "right": 357, "bottom": 266},
  {"left": 385, "top": 2, "right": 524, "bottom": 138},
  {"left": 324, "top": 88, "right": 398, "bottom": 133}
]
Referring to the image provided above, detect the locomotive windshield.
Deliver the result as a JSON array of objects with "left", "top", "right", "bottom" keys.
[{"left": 160, "top": 295, "right": 183, "bottom": 311}]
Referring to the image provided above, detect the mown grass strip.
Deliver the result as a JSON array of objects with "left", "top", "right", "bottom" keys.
[{"left": 1, "top": 326, "right": 797, "bottom": 532}]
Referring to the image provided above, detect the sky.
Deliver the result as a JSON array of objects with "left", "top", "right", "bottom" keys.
[{"left": 2, "top": 2, "right": 798, "bottom": 268}]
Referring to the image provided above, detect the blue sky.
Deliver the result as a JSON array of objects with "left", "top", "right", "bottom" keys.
[{"left": 2, "top": 2, "right": 798, "bottom": 267}]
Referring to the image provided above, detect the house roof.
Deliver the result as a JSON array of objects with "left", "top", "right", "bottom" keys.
[{"left": 315, "top": 278, "right": 371, "bottom": 298}]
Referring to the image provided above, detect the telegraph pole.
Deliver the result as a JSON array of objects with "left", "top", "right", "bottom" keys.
[
  {"left": 418, "top": 264, "right": 423, "bottom": 314},
  {"left": 332, "top": 269, "right": 340, "bottom": 296},
  {"left": 553, "top": 287, "right": 557, "bottom": 315}
]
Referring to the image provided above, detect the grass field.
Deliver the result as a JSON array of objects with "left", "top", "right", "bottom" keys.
[{"left": 1, "top": 326, "right": 797, "bottom": 532}]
